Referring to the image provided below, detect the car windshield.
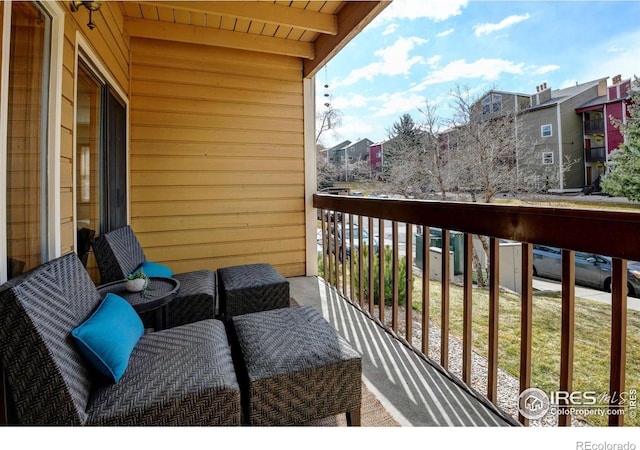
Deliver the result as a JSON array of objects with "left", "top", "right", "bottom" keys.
[{"left": 345, "top": 228, "right": 369, "bottom": 240}]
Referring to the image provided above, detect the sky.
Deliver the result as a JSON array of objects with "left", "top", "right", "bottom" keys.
[{"left": 317, "top": 0, "right": 640, "bottom": 149}]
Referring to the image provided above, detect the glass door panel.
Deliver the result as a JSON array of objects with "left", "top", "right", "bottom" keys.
[
  {"left": 6, "top": 2, "right": 51, "bottom": 279},
  {"left": 76, "top": 63, "right": 102, "bottom": 271}
]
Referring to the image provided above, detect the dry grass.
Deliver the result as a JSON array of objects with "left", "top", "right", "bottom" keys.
[{"left": 411, "top": 278, "right": 640, "bottom": 426}]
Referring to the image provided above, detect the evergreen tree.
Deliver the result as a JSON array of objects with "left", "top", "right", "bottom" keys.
[{"left": 601, "top": 77, "right": 640, "bottom": 200}]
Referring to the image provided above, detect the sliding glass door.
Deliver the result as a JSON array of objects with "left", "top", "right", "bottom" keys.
[{"left": 75, "top": 61, "right": 127, "bottom": 273}]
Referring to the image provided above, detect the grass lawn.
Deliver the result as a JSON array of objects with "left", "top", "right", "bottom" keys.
[{"left": 411, "top": 277, "right": 640, "bottom": 426}]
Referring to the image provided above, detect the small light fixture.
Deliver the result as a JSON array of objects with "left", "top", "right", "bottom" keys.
[{"left": 70, "top": 1, "right": 102, "bottom": 30}]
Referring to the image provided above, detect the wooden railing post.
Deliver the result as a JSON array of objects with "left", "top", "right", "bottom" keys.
[
  {"left": 406, "top": 223, "right": 413, "bottom": 344},
  {"left": 333, "top": 213, "right": 340, "bottom": 291},
  {"left": 321, "top": 209, "right": 329, "bottom": 286},
  {"left": 368, "top": 217, "right": 375, "bottom": 316},
  {"left": 519, "top": 243, "right": 533, "bottom": 426},
  {"left": 392, "top": 221, "right": 399, "bottom": 331},
  {"left": 341, "top": 217, "right": 347, "bottom": 296},
  {"left": 488, "top": 237, "right": 499, "bottom": 403},
  {"left": 378, "top": 218, "right": 385, "bottom": 324},
  {"left": 609, "top": 258, "right": 627, "bottom": 426},
  {"left": 349, "top": 215, "right": 355, "bottom": 301},
  {"left": 358, "top": 215, "right": 364, "bottom": 307},
  {"left": 462, "top": 233, "right": 473, "bottom": 385},
  {"left": 422, "top": 227, "right": 430, "bottom": 357},
  {"left": 441, "top": 229, "right": 450, "bottom": 369},
  {"left": 559, "top": 249, "right": 575, "bottom": 427}
]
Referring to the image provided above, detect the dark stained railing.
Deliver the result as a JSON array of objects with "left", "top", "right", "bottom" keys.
[
  {"left": 314, "top": 193, "right": 640, "bottom": 426},
  {"left": 585, "top": 119, "right": 605, "bottom": 135},
  {"left": 586, "top": 146, "right": 607, "bottom": 162}
]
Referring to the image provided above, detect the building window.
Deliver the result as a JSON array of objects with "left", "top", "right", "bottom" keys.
[
  {"left": 492, "top": 94, "right": 502, "bottom": 112},
  {"left": 542, "top": 152, "right": 554, "bottom": 165},
  {"left": 482, "top": 93, "right": 502, "bottom": 114},
  {"left": 541, "top": 124, "right": 552, "bottom": 137}
]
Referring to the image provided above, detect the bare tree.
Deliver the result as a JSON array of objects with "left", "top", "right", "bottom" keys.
[
  {"left": 348, "top": 159, "right": 374, "bottom": 182},
  {"left": 316, "top": 144, "right": 339, "bottom": 190},
  {"left": 316, "top": 84, "right": 342, "bottom": 147},
  {"left": 418, "top": 101, "right": 452, "bottom": 200},
  {"left": 383, "top": 114, "right": 432, "bottom": 198}
]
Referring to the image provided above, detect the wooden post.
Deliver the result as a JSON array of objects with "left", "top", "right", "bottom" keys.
[
  {"left": 462, "top": 233, "right": 473, "bottom": 385},
  {"left": 405, "top": 223, "right": 413, "bottom": 343},
  {"left": 487, "top": 237, "right": 499, "bottom": 403},
  {"left": 519, "top": 243, "right": 533, "bottom": 426},
  {"left": 441, "top": 229, "right": 450, "bottom": 369},
  {"left": 558, "top": 249, "right": 575, "bottom": 427},
  {"left": 609, "top": 258, "right": 627, "bottom": 426},
  {"left": 422, "top": 226, "right": 430, "bottom": 356}
]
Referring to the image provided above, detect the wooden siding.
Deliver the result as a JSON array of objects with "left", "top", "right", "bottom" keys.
[
  {"left": 130, "top": 38, "right": 306, "bottom": 277},
  {"left": 60, "top": 1, "right": 130, "bottom": 275}
]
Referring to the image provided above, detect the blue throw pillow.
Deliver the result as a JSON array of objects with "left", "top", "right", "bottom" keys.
[
  {"left": 140, "top": 261, "right": 173, "bottom": 278},
  {"left": 71, "top": 293, "right": 144, "bottom": 382}
]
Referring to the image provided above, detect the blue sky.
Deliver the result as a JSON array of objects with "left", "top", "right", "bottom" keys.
[{"left": 317, "top": 0, "right": 640, "bottom": 148}]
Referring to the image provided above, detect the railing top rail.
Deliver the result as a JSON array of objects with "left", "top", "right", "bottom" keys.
[{"left": 313, "top": 193, "right": 640, "bottom": 261}]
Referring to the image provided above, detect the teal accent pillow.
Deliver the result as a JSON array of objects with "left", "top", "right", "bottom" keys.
[
  {"left": 71, "top": 293, "right": 144, "bottom": 382},
  {"left": 140, "top": 261, "right": 173, "bottom": 278}
]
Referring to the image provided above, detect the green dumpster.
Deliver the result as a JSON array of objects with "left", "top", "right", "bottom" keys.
[
  {"left": 425, "top": 229, "right": 464, "bottom": 275},
  {"left": 414, "top": 233, "right": 445, "bottom": 271}
]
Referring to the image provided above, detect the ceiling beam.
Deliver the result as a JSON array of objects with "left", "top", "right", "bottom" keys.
[
  {"left": 144, "top": 1, "right": 338, "bottom": 35},
  {"left": 304, "top": 1, "right": 391, "bottom": 78},
  {"left": 125, "top": 16, "right": 315, "bottom": 59}
]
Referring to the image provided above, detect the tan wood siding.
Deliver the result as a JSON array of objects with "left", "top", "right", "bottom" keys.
[{"left": 130, "top": 38, "right": 306, "bottom": 277}]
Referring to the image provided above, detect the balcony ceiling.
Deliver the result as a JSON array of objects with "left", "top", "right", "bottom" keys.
[{"left": 121, "top": 1, "right": 391, "bottom": 77}]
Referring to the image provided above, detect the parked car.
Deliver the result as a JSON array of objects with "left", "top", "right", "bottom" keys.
[
  {"left": 320, "top": 210, "right": 342, "bottom": 223},
  {"left": 324, "top": 225, "right": 379, "bottom": 261},
  {"left": 532, "top": 245, "right": 640, "bottom": 297}
]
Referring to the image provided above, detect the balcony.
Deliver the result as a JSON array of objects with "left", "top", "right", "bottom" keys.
[
  {"left": 585, "top": 119, "right": 605, "bottom": 135},
  {"left": 313, "top": 193, "right": 640, "bottom": 427},
  {"left": 586, "top": 146, "right": 607, "bottom": 162}
]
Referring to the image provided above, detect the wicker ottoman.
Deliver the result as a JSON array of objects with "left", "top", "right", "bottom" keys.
[
  {"left": 217, "top": 263, "right": 289, "bottom": 319},
  {"left": 232, "top": 306, "right": 362, "bottom": 426}
]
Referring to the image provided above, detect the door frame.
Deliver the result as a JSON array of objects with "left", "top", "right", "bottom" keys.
[{"left": 73, "top": 32, "right": 130, "bottom": 252}]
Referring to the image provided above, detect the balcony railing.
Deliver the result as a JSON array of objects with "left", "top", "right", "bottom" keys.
[
  {"left": 585, "top": 119, "right": 605, "bottom": 135},
  {"left": 586, "top": 146, "right": 607, "bottom": 162},
  {"left": 313, "top": 193, "right": 640, "bottom": 426}
]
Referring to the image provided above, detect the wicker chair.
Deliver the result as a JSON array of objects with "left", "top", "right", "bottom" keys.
[
  {"left": 91, "top": 225, "right": 216, "bottom": 328},
  {"left": 0, "top": 253, "right": 240, "bottom": 425}
]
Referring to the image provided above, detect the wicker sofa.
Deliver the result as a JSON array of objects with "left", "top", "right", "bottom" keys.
[
  {"left": 0, "top": 253, "right": 240, "bottom": 425},
  {"left": 91, "top": 225, "right": 217, "bottom": 328}
]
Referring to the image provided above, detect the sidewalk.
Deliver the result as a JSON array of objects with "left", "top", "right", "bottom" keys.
[{"left": 532, "top": 277, "right": 640, "bottom": 311}]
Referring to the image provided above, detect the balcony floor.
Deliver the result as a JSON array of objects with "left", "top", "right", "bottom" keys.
[{"left": 288, "top": 276, "right": 517, "bottom": 427}]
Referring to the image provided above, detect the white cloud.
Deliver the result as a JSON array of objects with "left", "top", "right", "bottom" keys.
[
  {"left": 411, "top": 58, "right": 525, "bottom": 91},
  {"left": 473, "top": 14, "right": 531, "bottom": 36},
  {"left": 376, "top": 0, "right": 468, "bottom": 23},
  {"left": 336, "top": 115, "right": 377, "bottom": 139},
  {"left": 531, "top": 65, "right": 560, "bottom": 75},
  {"left": 332, "top": 94, "right": 372, "bottom": 110},
  {"left": 339, "top": 37, "right": 428, "bottom": 86},
  {"left": 437, "top": 28, "right": 455, "bottom": 38},
  {"left": 371, "top": 92, "right": 426, "bottom": 118},
  {"left": 426, "top": 55, "right": 442, "bottom": 67},
  {"left": 383, "top": 23, "right": 398, "bottom": 36}
]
